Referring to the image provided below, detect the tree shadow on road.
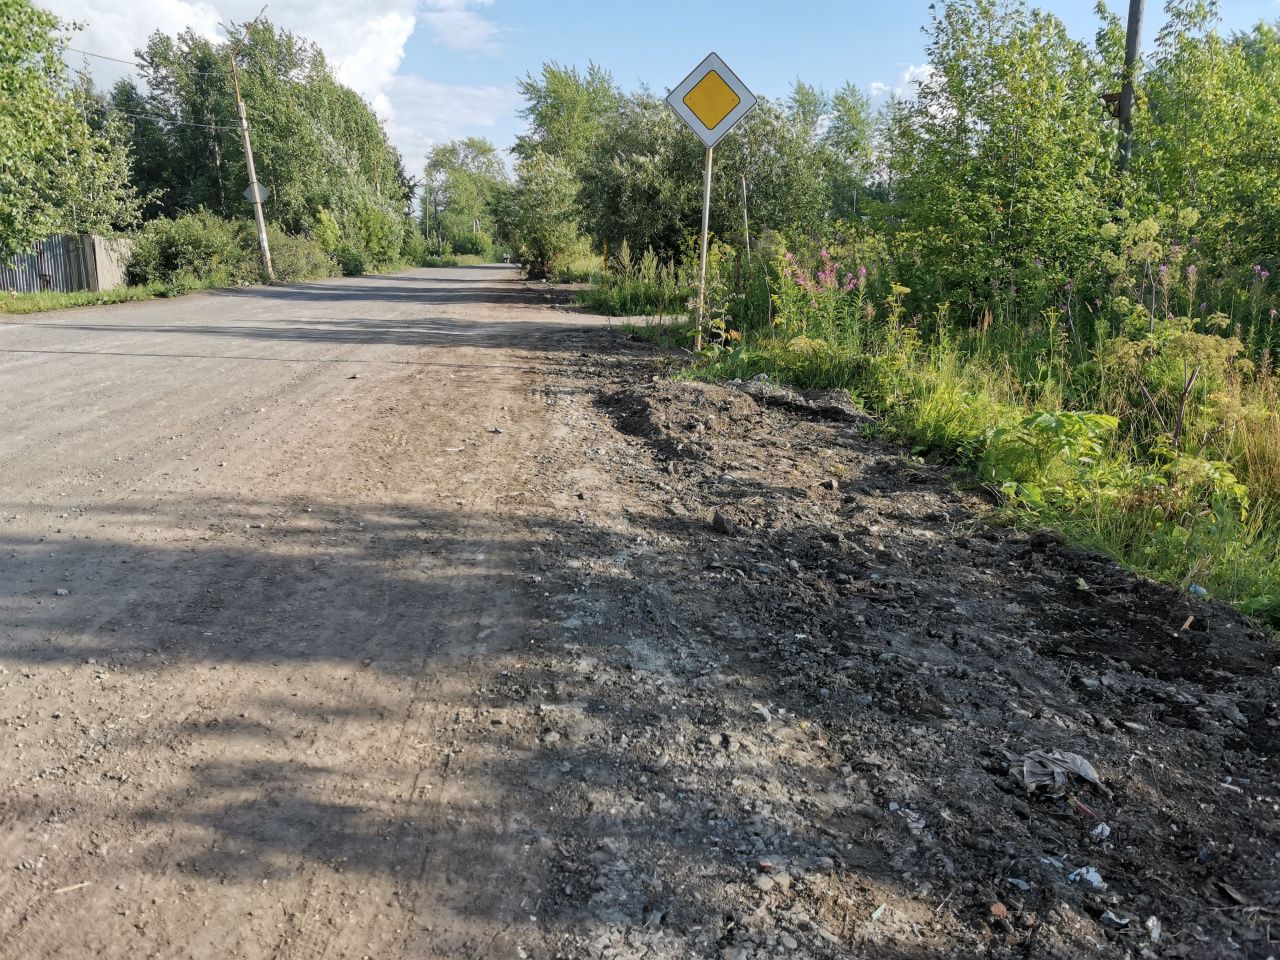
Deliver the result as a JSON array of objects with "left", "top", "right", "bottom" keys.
[
  {"left": 1, "top": 348, "right": 1277, "bottom": 958},
  {"left": 0, "top": 492, "right": 985, "bottom": 958}
]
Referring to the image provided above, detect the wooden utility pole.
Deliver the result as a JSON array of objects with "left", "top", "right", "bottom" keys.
[
  {"left": 230, "top": 9, "right": 274, "bottom": 281},
  {"left": 1117, "top": 0, "right": 1144, "bottom": 173}
]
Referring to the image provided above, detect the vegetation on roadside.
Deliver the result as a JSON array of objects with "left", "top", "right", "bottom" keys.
[
  {"left": 108, "top": 18, "right": 417, "bottom": 274},
  {"left": 3, "top": 0, "right": 427, "bottom": 293},
  {"left": 517, "top": 0, "right": 1280, "bottom": 625},
  {"left": 421, "top": 139, "right": 510, "bottom": 261},
  {"left": 0, "top": 0, "right": 140, "bottom": 260},
  {"left": 126, "top": 211, "right": 336, "bottom": 290},
  {"left": 576, "top": 242, "right": 689, "bottom": 315},
  {"left": 0, "top": 285, "right": 164, "bottom": 315},
  {"left": 420, "top": 253, "right": 491, "bottom": 268}
]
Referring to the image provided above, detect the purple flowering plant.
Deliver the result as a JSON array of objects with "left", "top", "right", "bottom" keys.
[{"left": 776, "top": 248, "right": 872, "bottom": 349}]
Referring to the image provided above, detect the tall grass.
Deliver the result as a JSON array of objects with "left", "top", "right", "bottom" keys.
[
  {"left": 0, "top": 284, "right": 166, "bottom": 315},
  {"left": 576, "top": 242, "right": 689, "bottom": 316},
  {"left": 648, "top": 243, "right": 1280, "bottom": 625}
]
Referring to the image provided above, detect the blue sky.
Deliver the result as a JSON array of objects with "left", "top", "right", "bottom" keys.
[
  {"left": 51, "top": 0, "right": 1280, "bottom": 170},
  {"left": 396, "top": 0, "right": 1277, "bottom": 153}
]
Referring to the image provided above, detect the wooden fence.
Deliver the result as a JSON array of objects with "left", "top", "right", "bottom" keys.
[{"left": 1, "top": 234, "right": 133, "bottom": 294}]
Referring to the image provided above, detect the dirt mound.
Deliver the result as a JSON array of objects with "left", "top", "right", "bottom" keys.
[
  {"left": 574, "top": 372, "right": 1279, "bottom": 959},
  {"left": 600, "top": 380, "right": 763, "bottom": 460}
]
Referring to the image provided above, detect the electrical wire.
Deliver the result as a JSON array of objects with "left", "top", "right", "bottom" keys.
[
  {"left": 66, "top": 46, "right": 226, "bottom": 78},
  {"left": 114, "top": 110, "right": 241, "bottom": 132}
]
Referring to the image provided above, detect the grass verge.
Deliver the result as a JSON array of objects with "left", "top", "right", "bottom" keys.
[
  {"left": 0, "top": 284, "right": 169, "bottom": 316},
  {"left": 626, "top": 319, "right": 1280, "bottom": 627},
  {"left": 419, "top": 253, "right": 491, "bottom": 268}
]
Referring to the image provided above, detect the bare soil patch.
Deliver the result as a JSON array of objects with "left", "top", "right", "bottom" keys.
[{"left": 0, "top": 276, "right": 1275, "bottom": 959}]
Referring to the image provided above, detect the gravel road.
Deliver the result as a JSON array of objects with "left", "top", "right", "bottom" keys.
[
  {"left": 1, "top": 267, "right": 1275, "bottom": 960},
  {"left": 0, "top": 267, "right": 611, "bottom": 958}
]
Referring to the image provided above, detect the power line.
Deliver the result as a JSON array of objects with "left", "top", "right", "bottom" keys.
[
  {"left": 114, "top": 110, "right": 240, "bottom": 132},
  {"left": 66, "top": 46, "right": 225, "bottom": 78}
]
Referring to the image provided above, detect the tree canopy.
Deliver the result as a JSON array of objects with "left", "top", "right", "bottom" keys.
[
  {"left": 110, "top": 19, "right": 414, "bottom": 267},
  {"left": 0, "top": 0, "right": 137, "bottom": 259}
]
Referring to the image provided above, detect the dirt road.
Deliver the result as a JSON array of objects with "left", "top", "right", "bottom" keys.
[{"left": 0, "top": 267, "right": 1276, "bottom": 960}]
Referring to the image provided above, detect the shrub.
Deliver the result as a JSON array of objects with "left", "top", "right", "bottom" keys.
[
  {"left": 448, "top": 232, "right": 494, "bottom": 259},
  {"left": 334, "top": 244, "right": 366, "bottom": 277},
  {"left": 401, "top": 228, "right": 429, "bottom": 266},
  {"left": 508, "top": 151, "right": 580, "bottom": 279},
  {"left": 127, "top": 212, "right": 336, "bottom": 288},
  {"left": 550, "top": 236, "right": 602, "bottom": 283},
  {"left": 350, "top": 202, "right": 402, "bottom": 271},
  {"left": 264, "top": 225, "right": 335, "bottom": 282},
  {"left": 312, "top": 208, "right": 341, "bottom": 253},
  {"left": 126, "top": 211, "right": 253, "bottom": 288}
]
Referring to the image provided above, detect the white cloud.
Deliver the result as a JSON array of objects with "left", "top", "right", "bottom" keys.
[
  {"left": 868, "top": 63, "right": 935, "bottom": 99},
  {"left": 48, "top": 0, "right": 223, "bottom": 89},
  {"left": 383, "top": 74, "right": 517, "bottom": 167},
  {"left": 38, "top": 0, "right": 516, "bottom": 166},
  {"left": 267, "top": 0, "right": 418, "bottom": 108},
  {"left": 420, "top": 0, "right": 502, "bottom": 54}
]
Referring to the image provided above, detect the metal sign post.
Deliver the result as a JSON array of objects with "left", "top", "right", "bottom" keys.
[{"left": 666, "top": 53, "right": 756, "bottom": 351}]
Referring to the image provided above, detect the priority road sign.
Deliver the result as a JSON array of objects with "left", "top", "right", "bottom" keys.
[
  {"left": 243, "top": 183, "right": 271, "bottom": 204},
  {"left": 665, "top": 52, "right": 756, "bottom": 148},
  {"left": 667, "top": 53, "right": 757, "bottom": 352}
]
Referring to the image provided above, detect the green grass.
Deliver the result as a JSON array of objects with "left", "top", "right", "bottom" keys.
[
  {"left": 578, "top": 278, "right": 690, "bottom": 316},
  {"left": 0, "top": 284, "right": 168, "bottom": 315},
  {"left": 620, "top": 319, "right": 698, "bottom": 348},
  {"left": 419, "top": 253, "right": 490, "bottom": 268},
  {"left": 684, "top": 324, "right": 1280, "bottom": 627}
]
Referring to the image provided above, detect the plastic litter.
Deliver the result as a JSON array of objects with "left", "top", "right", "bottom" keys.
[
  {"left": 1067, "top": 866, "right": 1106, "bottom": 889},
  {"left": 1005, "top": 747, "right": 1110, "bottom": 798}
]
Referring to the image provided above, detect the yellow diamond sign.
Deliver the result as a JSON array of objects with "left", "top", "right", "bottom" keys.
[
  {"left": 683, "top": 71, "right": 741, "bottom": 131},
  {"left": 666, "top": 53, "right": 756, "bottom": 148}
]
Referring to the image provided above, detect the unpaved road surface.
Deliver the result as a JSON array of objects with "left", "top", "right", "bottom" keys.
[{"left": 0, "top": 266, "right": 1276, "bottom": 960}]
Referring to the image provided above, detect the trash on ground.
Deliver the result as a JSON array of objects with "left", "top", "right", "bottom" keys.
[
  {"left": 1005, "top": 747, "right": 1110, "bottom": 798},
  {"left": 1067, "top": 866, "right": 1106, "bottom": 889}
]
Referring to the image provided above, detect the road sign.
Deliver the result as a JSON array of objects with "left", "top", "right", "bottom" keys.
[
  {"left": 665, "top": 52, "right": 756, "bottom": 148},
  {"left": 243, "top": 183, "right": 271, "bottom": 204},
  {"left": 666, "top": 53, "right": 757, "bottom": 351}
]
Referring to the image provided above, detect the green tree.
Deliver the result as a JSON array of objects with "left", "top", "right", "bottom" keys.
[
  {"left": 1133, "top": 2, "right": 1280, "bottom": 267},
  {"left": 505, "top": 151, "right": 580, "bottom": 279},
  {"left": 0, "top": 0, "right": 137, "bottom": 259},
  {"left": 576, "top": 90, "right": 833, "bottom": 259},
  {"left": 882, "top": 0, "right": 1116, "bottom": 308},
  {"left": 421, "top": 137, "right": 509, "bottom": 255},
  {"left": 114, "top": 18, "right": 414, "bottom": 269},
  {"left": 512, "top": 62, "right": 621, "bottom": 175},
  {"left": 823, "top": 83, "right": 875, "bottom": 218}
]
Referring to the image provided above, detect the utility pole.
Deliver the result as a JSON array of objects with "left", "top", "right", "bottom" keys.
[
  {"left": 230, "top": 8, "right": 274, "bottom": 281},
  {"left": 1117, "top": 0, "right": 1144, "bottom": 173}
]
